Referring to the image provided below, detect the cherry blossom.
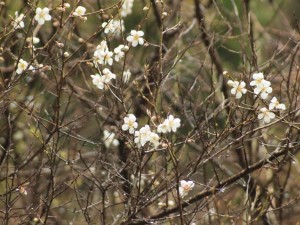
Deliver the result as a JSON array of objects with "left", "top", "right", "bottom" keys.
[
  {"left": 126, "top": 30, "right": 144, "bottom": 47},
  {"left": 179, "top": 180, "right": 195, "bottom": 197},
  {"left": 229, "top": 80, "right": 247, "bottom": 99},
  {"left": 250, "top": 72, "right": 265, "bottom": 87},
  {"left": 103, "top": 130, "right": 119, "bottom": 148},
  {"left": 269, "top": 97, "right": 286, "bottom": 110},
  {"left": 73, "top": 6, "right": 86, "bottom": 17},
  {"left": 258, "top": 107, "right": 275, "bottom": 123},
  {"left": 34, "top": 7, "right": 51, "bottom": 25},
  {"left": 120, "top": 0, "right": 134, "bottom": 17},
  {"left": 157, "top": 115, "right": 181, "bottom": 133},
  {"left": 12, "top": 12, "right": 25, "bottom": 30},
  {"left": 254, "top": 80, "right": 272, "bottom": 99},
  {"left": 122, "top": 114, "right": 138, "bottom": 134},
  {"left": 134, "top": 125, "right": 151, "bottom": 146}
]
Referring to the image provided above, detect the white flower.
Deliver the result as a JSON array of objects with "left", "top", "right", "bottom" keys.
[
  {"left": 123, "top": 69, "right": 131, "bottom": 83},
  {"left": 122, "top": 114, "right": 138, "bottom": 134},
  {"left": 91, "top": 74, "right": 105, "bottom": 89},
  {"left": 230, "top": 81, "right": 247, "bottom": 99},
  {"left": 269, "top": 97, "right": 286, "bottom": 110},
  {"left": 113, "top": 19, "right": 125, "bottom": 35},
  {"left": 73, "top": 6, "right": 86, "bottom": 17},
  {"left": 250, "top": 72, "right": 265, "bottom": 87},
  {"left": 121, "top": 0, "right": 134, "bottom": 17},
  {"left": 16, "top": 59, "right": 29, "bottom": 74},
  {"left": 102, "top": 19, "right": 124, "bottom": 35},
  {"left": 149, "top": 132, "right": 160, "bottom": 148},
  {"left": 157, "top": 115, "right": 181, "bottom": 133},
  {"left": 102, "top": 21, "right": 115, "bottom": 34},
  {"left": 254, "top": 80, "right": 272, "bottom": 99},
  {"left": 134, "top": 125, "right": 151, "bottom": 146},
  {"left": 258, "top": 107, "right": 275, "bottom": 123},
  {"left": 34, "top": 7, "right": 51, "bottom": 25},
  {"left": 114, "top": 45, "right": 126, "bottom": 62},
  {"left": 12, "top": 12, "right": 25, "bottom": 30},
  {"left": 179, "top": 180, "right": 195, "bottom": 197},
  {"left": 157, "top": 122, "right": 169, "bottom": 134},
  {"left": 94, "top": 48, "right": 113, "bottom": 66},
  {"left": 96, "top": 41, "right": 108, "bottom": 52},
  {"left": 102, "top": 68, "right": 116, "bottom": 82},
  {"left": 126, "top": 30, "right": 144, "bottom": 47},
  {"left": 165, "top": 115, "right": 181, "bottom": 132},
  {"left": 103, "top": 130, "right": 119, "bottom": 148}
]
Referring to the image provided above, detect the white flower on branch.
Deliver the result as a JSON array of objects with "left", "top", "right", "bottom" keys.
[
  {"left": 179, "top": 180, "right": 194, "bottom": 197},
  {"left": 269, "top": 97, "right": 286, "bottom": 110},
  {"left": 122, "top": 114, "right": 138, "bottom": 134},
  {"left": 12, "top": 12, "right": 25, "bottom": 30},
  {"left": 34, "top": 7, "right": 51, "bottom": 25},
  {"left": 103, "top": 130, "right": 119, "bottom": 148},
  {"left": 73, "top": 6, "right": 86, "bottom": 17},
  {"left": 126, "top": 30, "right": 144, "bottom": 47},
  {"left": 258, "top": 107, "right": 275, "bottom": 123},
  {"left": 228, "top": 80, "right": 247, "bottom": 99}
]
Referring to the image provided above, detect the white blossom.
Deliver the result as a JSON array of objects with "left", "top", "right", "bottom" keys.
[
  {"left": 91, "top": 74, "right": 105, "bottom": 89},
  {"left": 12, "top": 12, "right": 25, "bottom": 30},
  {"left": 250, "top": 72, "right": 265, "bottom": 87},
  {"left": 149, "top": 132, "right": 160, "bottom": 148},
  {"left": 114, "top": 45, "right": 126, "bottom": 62},
  {"left": 73, "top": 6, "right": 86, "bottom": 17},
  {"left": 258, "top": 107, "right": 275, "bottom": 123},
  {"left": 179, "top": 180, "right": 195, "bottom": 197},
  {"left": 120, "top": 0, "right": 134, "bottom": 17},
  {"left": 94, "top": 47, "right": 113, "bottom": 66},
  {"left": 103, "top": 130, "right": 119, "bottom": 148},
  {"left": 126, "top": 30, "right": 144, "bottom": 47},
  {"left": 254, "top": 80, "right": 272, "bottom": 99},
  {"left": 122, "top": 114, "right": 138, "bottom": 134},
  {"left": 102, "top": 68, "right": 116, "bottom": 82},
  {"left": 102, "top": 19, "right": 124, "bottom": 35},
  {"left": 134, "top": 125, "right": 151, "bottom": 146},
  {"left": 269, "top": 97, "right": 286, "bottom": 110},
  {"left": 34, "top": 7, "right": 51, "bottom": 25},
  {"left": 102, "top": 21, "right": 116, "bottom": 34},
  {"left": 16, "top": 59, "right": 31, "bottom": 74},
  {"left": 157, "top": 115, "right": 181, "bottom": 133},
  {"left": 113, "top": 19, "right": 125, "bottom": 35},
  {"left": 229, "top": 80, "right": 247, "bottom": 99}
]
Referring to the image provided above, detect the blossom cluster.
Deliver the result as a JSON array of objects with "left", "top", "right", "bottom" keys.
[
  {"left": 227, "top": 72, "right": 286, "bottom": 123},
  {"left": 122, "top": 114, "right": 181, "bottom": 148}
]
